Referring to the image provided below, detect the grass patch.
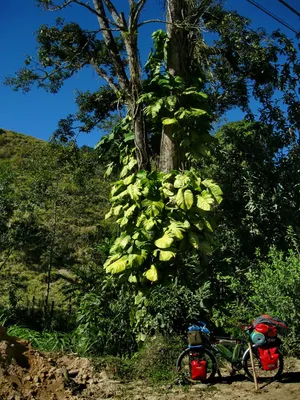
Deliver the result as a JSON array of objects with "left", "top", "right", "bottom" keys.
[{"left": 7, "top": 325, "right": 73, "bottom": 352}]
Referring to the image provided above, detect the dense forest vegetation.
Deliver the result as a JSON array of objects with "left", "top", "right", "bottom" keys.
[{"left": 2, "top": 0, "right": 300, "bottom": 379}]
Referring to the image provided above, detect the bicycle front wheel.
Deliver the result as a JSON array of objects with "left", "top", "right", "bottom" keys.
[
  {"left": 176, "top": 347, "right": 217, "bottom": 383},
  {"left": 243, "top": 347, "right": 284, "bottom": 382}
]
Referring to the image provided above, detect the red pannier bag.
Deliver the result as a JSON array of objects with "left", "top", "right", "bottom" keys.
[
  {"left": 190, "top": 359, "right": 207, "bottom": 380},
  {"left": 258, "top": 346, "right": 280, "bottom": 371}
]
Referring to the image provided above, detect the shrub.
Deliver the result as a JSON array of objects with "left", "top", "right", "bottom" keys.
[
  {"left": 212, "top": 246, "right": 300, "bottom": 355},
  {"left": 131, "top": 334, "right": 185, "bottom": 383},
  {"left": 247, "top": 247, "right": 300, "bottom": 354}
]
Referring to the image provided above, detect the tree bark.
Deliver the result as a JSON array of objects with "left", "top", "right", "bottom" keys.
[
  {"left": 124, "top": 26, "right": 150, "bottom": 170},
  {"left": 159, "top": 0, "right": 191, "bottom": 173}
]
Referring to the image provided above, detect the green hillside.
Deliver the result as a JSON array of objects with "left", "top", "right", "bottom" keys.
[
  {"left": 0, "top": 128, "right": 113, "bottom": 329},
  {"left": 0, "top": 128, "right": 47, "bottom": 164}
]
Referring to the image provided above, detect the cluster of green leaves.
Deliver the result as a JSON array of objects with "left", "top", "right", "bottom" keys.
[
  {"left": 140, "top": 30, "right": 212, "bottom": 161},
  {"left": 104, "top": 168, "right": 222, "bottom": 283},
  {"left": 95, "top": 116, "right": 134, "bottom": 178}
]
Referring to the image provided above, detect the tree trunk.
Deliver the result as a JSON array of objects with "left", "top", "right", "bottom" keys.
[
  {"left": 159, "top": 0, "right": 190, "bottom": 173},
  {"left": 124, "top": 31, "right": 149, "bottom": 170}
]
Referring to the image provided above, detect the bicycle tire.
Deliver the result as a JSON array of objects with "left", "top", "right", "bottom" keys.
[
  {"left": 176, "top": 347, "right": 217, "bottom": 383},
  {"left": 243, "top": 347, "right": 284, "bottom": 382}
]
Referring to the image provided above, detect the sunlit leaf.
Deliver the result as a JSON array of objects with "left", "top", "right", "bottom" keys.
[
  {"left": 119, "top": 235, "right": 131, "bottom": 249},
  {"left": 124, "top": 174, "right": 135, "bottom": 185},
  {"left": 162, "top": 118, "right": 178, "bottom": 125},
  {"left": 197, "top": 194, "right": 211, "bottom": 211},
  {"left": 127, "top": 184, "right": 141, "bottom": 201},
  {"left": 159, "top": 249, "right": 176, "bottom": 261},
  {"left": 105, "top": 256, "right": 128, "bottom": 274},
  {"left": 176, "top": 188, "right": 186, "bottom": 210},
  {"left": 144, "top": 218, "right": 156, "bottom": 231},
  {"left": 144, "top": 265, "right": 158, "bottom": 282},
  {"left": 155, "top": 234, "right": 174, "bottom": 249},
  {"left": 184, "top": 189, "right": 194, "bottom": 209},
  {"left": 124, "top": 204, "right": 136, "bottom": 217},
  {"left": 174, "top": 174, "right": 190, "bottom": 188}
]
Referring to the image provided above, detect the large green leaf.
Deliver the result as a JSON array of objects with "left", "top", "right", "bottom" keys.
[
  {"left": 111, "top": 189, "right": 128, "bottom": 202},
  {"left": 203, "top": 218, "right": 213, "bottom": 232},
  {"left": 106, "top": 256, "right": 128, "bottom": 274},
  {"left": 142, "top": 200, "right": 164, "bottom": 217},
  {"left": 144, "top": 265, "right": 158, "bottom": 282},
  {"left": 174, "top": 175, "right": 190, "bottom": 188},
  {"left": 159, "top": 249, "right": 176, "bottom": 261},
  {"left": 104, "top": 253, "right": 121, "bottom": 267},
  {"left": 105, "top": 210, "right": 112, "bottom": 220},
  {"left": 128, "top": 274, "right": 137, "bottom": 283},
  {"left": 111, "top": 183, "right": 126, "bottom": 197},
  {"left": 202, "top": 179, "right": 223, "bottom": 204},
  {"left": 119, "top": 235, "right": 131, "bottom": 249},
  {"left": 118, "top": 216, "right": 129, "bottom": 227},
  {"left": 127, "top": 157, "right": 138, "bottom": 171},
  {"left": 113, "top": 205, "right": 123, "bottom": 216},
  {"left": 162, "top": 118, "right": 178, "bottom": 125},
  {"left": 155, "top": 234, "right": 174, "bottom": 249},
  {"left": 196, "top": 194, "right": 211, "bottom": 211},
  {"left": 128, "top": 253, "right": 146, "bottom": 267},
  {"left": 124, "top": 204, "right": 137, "bottom": 217},
  {"left": 201, "top": 191, "right": 215, "bottom": 204},
  {"left": 124, "top": 174, "right": 135, "bottom": 185},
  {"left": 184, "top": 189, "right": 194, "bottom": 209},
  {"left": 120, "top": 165, "right": 129, "bottom": 178},
  {"left": 127, "top": 184, "right": 141, "bottom": 201},
  {"left": 168, "top": 220, "right": 187, "bottom": 240},
  {"left": 176, "top": 188, "right": 186, "bottom": 210},
  {"left": 144, "top": 218, "right": 156, "bottom": 231}
]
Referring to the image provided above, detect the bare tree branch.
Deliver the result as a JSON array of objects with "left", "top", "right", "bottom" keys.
[
  {"left": 92, "top": 0, "right": 129, "bottom": 91},
  {"left": 40, "top": 0, "right": 121, "bottom": 29},
  {"left": 39, "top": 0, "right": 73, "bottom": 11},
  {"left": 90, "top": 59, "right": 119, "bottom": 93},
  {"left": 102, "top": 0, "right": 121, "bottom": 25},
  {"left": 132, "top": 0, "right": 146, "bottom": 28},
  {"left": 137, "top": 18, "right": 167, "bottom": 27},
  {"left": 73, "top": 0, "right": 120, "bottom": 28}
]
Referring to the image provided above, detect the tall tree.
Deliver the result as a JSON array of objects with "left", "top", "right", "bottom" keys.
[{"left": 6, "top": 0, "right": 300, "bottom": 284}]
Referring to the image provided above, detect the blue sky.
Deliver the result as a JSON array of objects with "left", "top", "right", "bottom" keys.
[{"left": 1, "top": 0, "right": 299, "bottom": 147}]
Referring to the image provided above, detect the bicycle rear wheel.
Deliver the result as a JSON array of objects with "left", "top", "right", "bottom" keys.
[
  {"left": 176, "top": 347, "right": 217, "bottom": 383},
  {"left": 243, "top": 347, "right": 284, "bottom": 382}
]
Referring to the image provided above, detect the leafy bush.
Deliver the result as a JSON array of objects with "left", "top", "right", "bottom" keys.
[
  {"left": 73, "top": 289, "right": 136, "bottom": 356},
  {"left": 130, "top": 335, "right": 184, "bottom": 383},
  {"left": 212, "top": 246, "right": 300, "bottom": 355},
  {"left": 247, "top": 247, "right": 300, "bottom": 354},
  {"left": 133, "top": 279, "right": 212, "bottom": 341}
]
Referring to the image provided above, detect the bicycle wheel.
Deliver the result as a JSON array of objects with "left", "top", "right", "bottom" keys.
[
  {"left": 176, "top": 347, "right": 217, "bottom": 383},
  {"left": 243, "top": 347, "right": 284, "bottom": 382}
]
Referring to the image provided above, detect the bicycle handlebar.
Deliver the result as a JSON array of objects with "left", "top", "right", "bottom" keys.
[{"left": 196, "top": 321, "right": 210, "bottom": 335}]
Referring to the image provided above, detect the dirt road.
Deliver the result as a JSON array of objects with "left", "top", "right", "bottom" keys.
[{"left": 0, "top": 327, "right": 299, "bottom": 400}]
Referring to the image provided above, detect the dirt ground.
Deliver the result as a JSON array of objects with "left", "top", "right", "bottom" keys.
[{"left": 0, "top": 326, "right": 299, "bottom": 400}]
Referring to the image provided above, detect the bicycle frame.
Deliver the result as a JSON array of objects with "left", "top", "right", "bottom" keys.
[{"left": 188, "top": 322, "right": 250, "bottom": 367}]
